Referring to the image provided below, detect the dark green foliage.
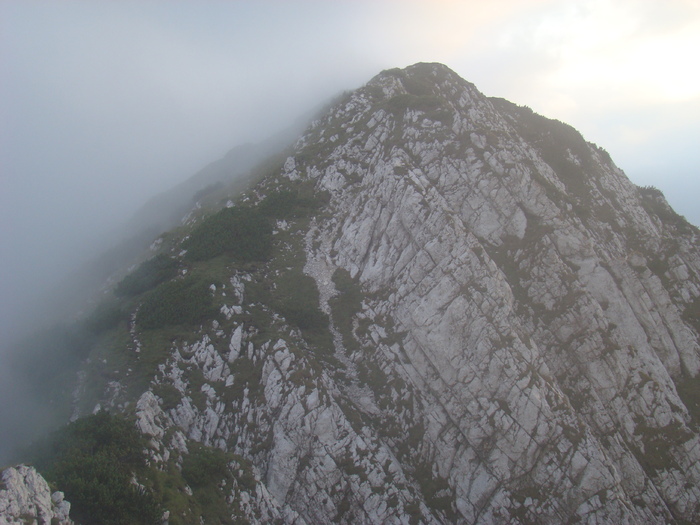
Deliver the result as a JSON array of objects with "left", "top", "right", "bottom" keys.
[
  {"left": 137, "top": 276, "right": 217, "bottom": 330},
  {"left": 179, "top": 443, "right": 238, "bottom": 524},
  {"left": 638, "top": 185, "right": 697, "bottom": 235},
  {"left": 34, "top": 412, "right": 161, "bottom": 525},
  {"left": 385, "top": 94, "right": 452, "bottom": 125},
  {"left": 115, "top": 254, "right": 179, "bottom": 297},
  {"left": 385, "top": 63, "right": 452, "bottom": 97},
  {"left": 258, "top": 189, "right": 298, "bottom": 218},
  {"left": 379, "top": 65, "right": 454, "bottom": 125},
  {"left": 632, "top": 418, "right": 692, "bottom": 474},
  {"left": 490, "top": 97, "right": 594, "bottom": 202},
  {"left": 151, "top": 383, "right": 182, "bottom": 411},
  {"left": 258, "top": 188, "right": 327, "bottom": 219},
  {"left": 329, "top": 269, "right": 363, "bottom": 352},
  {"left": 682, "top": 296, "right": 700, "bottom": 335},
  {"left": 413, "top": 462, "right": 454, "bottom": 518},
  {"left": 181, "top": 445, "right": 230, "bottom": 489},
  {"left": 675, "top": 374, "right": 700, "bottom": 427},
  {"left": 183, "top": 207, "right": 272, "bottom": 262},
  {"left": 275, "top": 269, "right": 329, "bottom": 336}
]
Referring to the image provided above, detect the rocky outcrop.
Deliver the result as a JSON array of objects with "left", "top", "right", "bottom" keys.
[
  {"left": 0, "top": 465, "right": 72, "bottom": 524},
  {"left": 66, "top": 63, "right": 700, "bottom": 523},
  {"left": 277, "top": 63, "right": 700, "bottom": 523}
]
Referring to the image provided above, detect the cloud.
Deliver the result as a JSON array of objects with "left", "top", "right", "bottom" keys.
[{"left": 1, "top": 0, "right": 699, "bottom": 347}]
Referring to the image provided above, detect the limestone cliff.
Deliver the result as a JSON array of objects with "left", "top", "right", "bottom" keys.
[
  {"left": 0, "top": 465, "right": 72, "bottom": 524},
  {"left": 8, "top": 63, "right": 700, "bottom": 524}
]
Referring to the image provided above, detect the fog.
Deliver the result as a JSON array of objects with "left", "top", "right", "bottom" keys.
[{"left": 1, "top": 0, "right": 699, "bottom": 464}]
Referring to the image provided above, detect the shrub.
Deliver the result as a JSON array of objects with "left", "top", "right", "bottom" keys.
[
  {"left": 275, "top": 270, "right": 329, "bottom": 334},
  {"left": 329, "top": 269, "right": 363, "bottom": 351},
  {"left": 180, "top": 443, "right": 238, "bottom": 524},
  {"left": 259, "top": 186, "right": 329, "bottom": 219},
  {"left": 181, "top": 445, "right": 230, "bottom": 489},
  {"left": 137, "top": 276, "right": 216, "bottom": 330},
  {"left": 34, "top": 411, "right": 161, "bottom": 525},
  {"left": 258, "top": 190, "right": 299, "bottom": 218},
  {"left": 115, "top": 254, "right": 179, "bottom": 297},
  {"left": 638, "top": 186, "right": 696, "bottom": 235},
  {"left": 183, "top": 206, "right": 271, "bottom": 262}
]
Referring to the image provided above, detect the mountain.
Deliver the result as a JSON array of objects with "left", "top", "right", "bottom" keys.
[{"left": 4, "top": 62, "right": 700, "bottom": 524}]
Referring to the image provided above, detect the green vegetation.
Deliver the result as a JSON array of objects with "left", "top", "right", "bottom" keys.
[
  {"left": 151, "top": 382, "right": 182, "bottom": 411},
  {"left": 329, "top": 269, "right": 363, "bottom": 352},
  {"left": 258, "top": 188, "right": 327, "bottom": 219},
  {"left": 413, "top": 462, "right": 454, "bottom": 518},
  {"left": 384, "top": 94, "right": 452, "bottom": 126},
  {"left": 675, "top": 373, "right": 700, "bottom": 427},
  {"left": 179, "top": 445, "right": 234, "bottom": 523},
  {"left": 682, "top": 296, "right": 700, "bottom": 336},
  {"left": 183, "top": 206, "right": 272, "bottom": 262},
  {"left": 33, "top": 412, "right": 161, "bottom": 525},
  {"left": 137, "top": 275, "right": 217, "bottom": 330},
  {"left": 182, "top": 443, "right": 230, "bottom": 488},
  {"left": 638, "top": 185, "right": 697, "bottom": 235},
  {"left": 633, "top": 418, "right": 692, "bottom": 474},
  {"left": 27, "top": 412, "right": 259, "bottom": 525},
  {"left": 115, "top": 254, "right": 179, "bottom": 297},
  {"left": 275, "top": 268, "right": 330, "bottom": 340}
]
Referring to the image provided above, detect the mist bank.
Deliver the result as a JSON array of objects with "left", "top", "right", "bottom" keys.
[{"left": 0, "top": 118, "right": 311, "bottom": 465}]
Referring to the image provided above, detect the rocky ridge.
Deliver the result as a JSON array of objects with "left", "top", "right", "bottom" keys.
[
  {"left": 0, "top": 465, "right": 72, "bottom": 524},
  {"left": 5, "top": 63, "right": 700, "bottom": 524}
]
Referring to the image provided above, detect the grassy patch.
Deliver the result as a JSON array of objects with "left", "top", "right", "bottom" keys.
[
  {"left": 115, "top": 254, "right": 179, "bottom": 298},
  {"left": 32, "top": 412, "right": 162, "bottom": 525},
  {"left": 413, "top": 461, "right": 454, "bottom": 518},
  {"left": 329, "top": 268, "right": 363, "bottom": 352},
  {"left": 183, "top": 206, "right": 272, "bottom": 263},
  {"left": 632, "top": 418, "right": 692, "bottom": 473},
  {"left": 682, "top": 296, "right": 700, "bottom": 336},
  {"left": 137, "top": 275, "right": 218, "bottom": 330},
  {"left": 675, "top": 374, "right": 700, "bottom": 427}
]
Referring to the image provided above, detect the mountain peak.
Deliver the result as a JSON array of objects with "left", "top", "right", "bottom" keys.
[{"left": 5, "top": 64, "right": 700, "bottom": 524}]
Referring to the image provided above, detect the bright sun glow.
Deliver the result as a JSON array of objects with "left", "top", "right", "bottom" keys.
[{"left": 529, "top": 1, "right": 700, "bottom": 105}]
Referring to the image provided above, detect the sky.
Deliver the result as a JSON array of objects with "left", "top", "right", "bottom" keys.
[{"left": 1, "top": 0, "right": 699, "bottom": 339}]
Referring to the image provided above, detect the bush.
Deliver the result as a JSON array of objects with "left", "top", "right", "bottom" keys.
[
  {"left": 181, "top": 445, "right": 230, "bottom": 489},
  {"left": 275, "top": 270, "right": 329, "bottom": 334},
  {"left": 329, "top": 269, "right": 363, "bottom": 351},
  {"left": 258, "top": 188, "right": 328, "bottom": 219},
  {"left": 115, "top": 254, "right": 179, "bottom": 297},
  {"left": 183, "top": 206, "right": 271, "bottom": 262},
  {"left": 258, "top": 190, "right": 299, "bottom": 218},
  {"left": 34, "top": 411, "right": 161, "bottom": 525},
  {"left": 180, "top": 443, "right": 238, "bottom": 524},
  {"left": 137, "top": 276, "right": 216, "bottom": 330},
  {"left": 638, "top": 186, "right": 696, "bottom": 235}
]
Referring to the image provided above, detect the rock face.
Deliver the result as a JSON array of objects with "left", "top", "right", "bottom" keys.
[
  {"left": 0, "top": 465, "right": 72, "bottom": 524},
  {"left": 31, "top": 63, "right": 700, "bottom": 523}
]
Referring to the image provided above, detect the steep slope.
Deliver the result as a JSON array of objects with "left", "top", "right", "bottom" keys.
[
  {"left": 266, "top": 62, "right": 700, "bottom": 523},
  {"left": 8, "top": 63, "right": 700, "bottom": 524}
]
